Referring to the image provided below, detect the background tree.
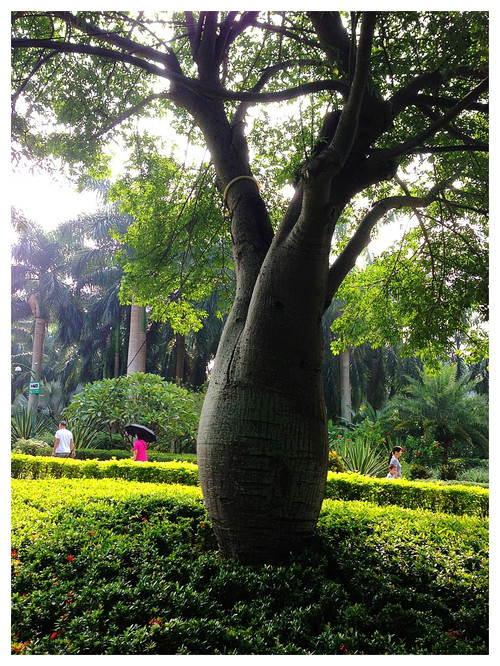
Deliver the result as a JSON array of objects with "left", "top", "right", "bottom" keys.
[
  {"left": 383, "top": 363, "right": 488, "bottom": 463},
  {"left": 11, "top": 11, "right": 488, "bottom": 564},
  {"left": 11, "top": 212, "right": 82, "bottom": 410}
]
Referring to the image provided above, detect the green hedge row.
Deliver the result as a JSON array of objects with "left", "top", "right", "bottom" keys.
[
  {"left": 12, "top": 441, "right": 197, "bottom": 463},
  {"left": 11, "top": 455, "right": 488, "bottom": 517},
  {"left": 11, "top": 477, "right": 488, "bottom": 655},
  {"left": 325, "top": 472, "right": 489, "bottom": 518},
  {"left": 10, "top": 454, "right": 199, "bottom": 487}
]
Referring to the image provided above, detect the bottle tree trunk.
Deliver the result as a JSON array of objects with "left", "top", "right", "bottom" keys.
[
  {"left": 197, "top": 198, "right": 331, "bottom": 564},
  {"left": 181, "top": 12, "right": 386, "bottom": 564},
  {"left": 127, "top": 303, "right": 147, "bottom": 374}
]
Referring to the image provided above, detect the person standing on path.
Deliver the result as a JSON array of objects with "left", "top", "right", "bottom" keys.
[
  {"left": 52, "top": 421, "right": 75, "bottom": 458},
  {"left": 132, "top": 434, "right": 148, "bottom": 462},
  {"left": 388, "top": 445, "right": 403, "bottom": 478}
]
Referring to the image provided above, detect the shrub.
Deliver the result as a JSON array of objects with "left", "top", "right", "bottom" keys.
[
  {"left": 11, "top": 455, "right": 488, "bottom": 517},
  {"left": 63, "top": 373, "right": 200, "bottom": 451},
  {"left": 335, "top": 438, "right": 387, "bottom": 477},
  {"left": 10, "top": 454, "right": 199, "bottom": 486},
  {"left": 328, "top": 450, "right": 344, "bottom": 472},
  {"left": 11, "top": 478, "right": 488, "bottom": 655},
  {"left": 409, "top": 463, "right": 431, "bottom": 480},
  {"left": 12, "top": 438, "right": 52, "bottom": 457},
  {"left": 325, "top": 472, "right": 488, "bottom": 518}
]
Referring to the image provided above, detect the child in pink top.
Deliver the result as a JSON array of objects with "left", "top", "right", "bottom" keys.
[{"left": 132, "top": 435, "right": 148, "bottom": 461}]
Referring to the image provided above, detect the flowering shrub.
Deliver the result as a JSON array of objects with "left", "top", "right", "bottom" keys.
[
  {"left": 404, "top": 435, "right": 442, "bottom": 467},
  {"left": 11, "top": 477, "right": 488, "bottom": 655}
]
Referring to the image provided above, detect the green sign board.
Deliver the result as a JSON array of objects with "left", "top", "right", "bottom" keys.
[{"left": 28, "top": 382, "right": 41, "bottom": 394}]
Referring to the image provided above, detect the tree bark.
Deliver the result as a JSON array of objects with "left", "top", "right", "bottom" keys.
[
  {"left": 197, "top": 209, "right": 330, "bottom": 563},
  {"left": 339, "top": 349, "right": 351, "bottom": 421},
  {"left": 27, "top": 294, "right": 45, "bottom": 413},
  {"left": 175, "top": 333, "right": 186, "bottom": 384},
  {"left": 127, "top": 303, "right": 146, "bottom": 374}
]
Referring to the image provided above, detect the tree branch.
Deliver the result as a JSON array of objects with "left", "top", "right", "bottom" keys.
[
  {"left": 12, "top": 37, "right": 348, "bottom": 106},
  {"left": 304, "top": 12, "right": 377, "bottom": 181},
  {"left": 325, "top": 181, "right": 452, "bottom": 307},
  {"left": 383, "top": 77, "right": 489, "bottom": 162},
  {"left": 94, "top": 92, "right": 170, "bottom": 137}
]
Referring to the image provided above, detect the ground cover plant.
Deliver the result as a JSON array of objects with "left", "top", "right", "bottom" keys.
[{"left": 11, "top": 478, "right": 488, "bottom": 655}]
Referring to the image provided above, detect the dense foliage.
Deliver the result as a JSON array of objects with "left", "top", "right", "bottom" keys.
[
  {"left": 62, "top": 373, "right": 200, "bottom": 450},
  {"left": 11, "top": 11, "right": 488, "bottom": 362},
  {"left": 12, "top": 478, "right": 488, "bottom": 655}
]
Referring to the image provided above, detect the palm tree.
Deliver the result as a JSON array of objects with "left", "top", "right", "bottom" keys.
[
  {"left": 386, "top": 363, "right": 488, "bottom": 462},
  {"left": 57, "top": 182, "right": 135, "bottom": 383},
  {"left": 11, "top": 210, "right": 82, "bottom": 410}
]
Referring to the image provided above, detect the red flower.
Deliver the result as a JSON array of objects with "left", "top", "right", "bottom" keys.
[
  {"left": 88, "top": 531, "right": 96, "bottom": 536},
  {"left": 435, "top": 443, "right": 439, "bottom": 447},
  {"left": 67, "top": 555, "right": 75, "bottom": 562},
  {"left": 11, "top": 550, "right": 18, "bottom": 558},
  {"left": 142, "top": 517, "right": 148, "bottom": 522},
  {"left": 149, "top": 617, "right": 163, "bottom": 627},
  {"left": 340, "top": 644, "right": 348, "bottom": 654},
  {"left": 50, "top": 632, "right": 58, "bottom": 640}
]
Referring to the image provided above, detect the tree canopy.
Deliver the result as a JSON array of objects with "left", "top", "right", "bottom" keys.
[
  {"left": 11, "top": 11, "right": 489, "bottom": 563},
  {"left": 11, "top": 11, "right": 488, "bottom": 361}
]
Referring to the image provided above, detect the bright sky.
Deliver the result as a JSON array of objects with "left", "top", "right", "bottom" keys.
[{"left": 11, "top": 170, "right": 100, "bottom": 231}]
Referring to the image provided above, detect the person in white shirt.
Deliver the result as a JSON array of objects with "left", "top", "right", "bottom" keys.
[{"left": 52, "top": 421, "right": 75, "bottom": 458}]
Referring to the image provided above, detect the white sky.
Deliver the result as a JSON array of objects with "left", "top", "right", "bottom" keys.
[{"left": 11, "top": 170, "right": 100, "bottom": 230}]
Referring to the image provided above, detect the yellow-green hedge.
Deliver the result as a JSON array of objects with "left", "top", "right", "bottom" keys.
[
  {"left": 10, "top": 455, "right": 488, "bottom": 517},
  {"left": 325, "top": 471, "right": 489, "bottom": 517},
  {"left": 10, "top": 454, "right": 199, "bottom": 487}
]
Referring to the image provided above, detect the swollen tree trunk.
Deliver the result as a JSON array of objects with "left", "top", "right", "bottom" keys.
[
  {"left": 127, "top": 303, "right": 147, "bottom": 374},
  {"left": 197, "top": 190, "right": 331, "bottom": 563},
  {"left": 339, "top": 349, "right": 352, "bottom": 422},
  {"left": 181, "top": 12, "right": 385, "bottom": 564}
]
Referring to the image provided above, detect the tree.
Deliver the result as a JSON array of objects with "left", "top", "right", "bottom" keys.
[
  {"left": 384, "top": 364, "right": 488, "bottom": 463},
  {"left": 11, "top": 213, "right": 82, "bottom": 410},
  {"left": 11, "top": 11, "right": 488, "bottom": 563}
]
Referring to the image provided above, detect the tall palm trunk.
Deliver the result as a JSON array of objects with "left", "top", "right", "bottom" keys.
[
  {"left": 339, "top": 348, "right": 351, "bottom": 421},
  {"left": 113, "top": 323, "right": 121, "bottom": 378},
  {"left": 127, "top": 303, "right": 146, "bottom": 373},
  {"left": 27, "top": 294, "right": 45, "bottom": 413},
  {"left": 175, "top": 333, "right": 186, "bottom": 383}
]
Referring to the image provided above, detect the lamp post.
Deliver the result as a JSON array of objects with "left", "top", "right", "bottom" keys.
[{"left": 14, "top": 363, "right": 41, "bottom": 438}]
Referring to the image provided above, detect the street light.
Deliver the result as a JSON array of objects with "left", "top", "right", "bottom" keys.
[{"left": 14, "top": 363, "right": 41, "bottom": 438}]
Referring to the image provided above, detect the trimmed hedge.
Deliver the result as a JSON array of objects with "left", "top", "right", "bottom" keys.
[
  {"left": 12, "top": 442, "right": 197, "bottom": 463},
  {"left": 325, "top": 472, "right": 489, "bottom": 518},
  {"left": 10, "top": 455, "right": 488, "bottom": 517},
  {"left": 11, "top": 454, "right": 199, "bottom": 487},
  {"left": 75, "top": 449, "right": 197, "bottom": 463},
  {"left": 11, "top": 478, "right": 488, "bottom": 655}
]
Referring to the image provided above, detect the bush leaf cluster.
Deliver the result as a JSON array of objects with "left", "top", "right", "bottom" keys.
[{"left": 12, "top": 478, "right": 488, "bottom": 655}]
